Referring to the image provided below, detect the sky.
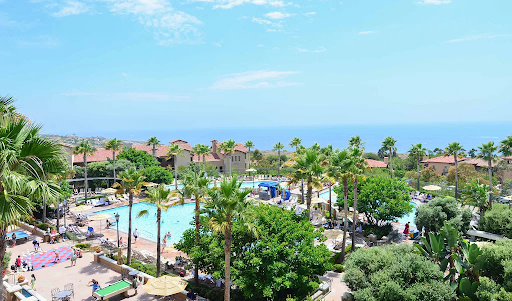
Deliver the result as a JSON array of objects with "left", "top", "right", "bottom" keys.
[{"left": 0, "top": 0, "right": 511, "bottom": 135}]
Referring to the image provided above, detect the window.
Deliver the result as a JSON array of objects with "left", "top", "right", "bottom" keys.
[
  {"left": 432, "top": 165, "right": 436, "bottom": 170},
  {"left": 443, "top": 166, "right": 448, "bottom": 173}
]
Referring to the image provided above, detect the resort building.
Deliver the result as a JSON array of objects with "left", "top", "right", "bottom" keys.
[
  {"left": 133, "top": 139, "right": 194, "bottom": 169},
  {"left": 366, "top": 158, "right": 388, "bottom": 168},
  {"left": 421, "top": 156, "right": 466, "bottom": 175},
  {"left": 72, "top": 148, "right": 114, "bottom": 166}
]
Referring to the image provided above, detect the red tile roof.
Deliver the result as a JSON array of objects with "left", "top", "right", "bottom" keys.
[
  {"left": 192, "top": 153, "right": 223, "bottom": 162},
  {"left": 421, "top": 156, "right": 465, "bottom": 164},
  {"left": 502, "top": 156, "right": 512, "bottom": 160},
  {"left": 365, "top": 159, "right": 387, "bottom": 168},
  {"left": 133, "top": 143, "right": 192, "bottom": 158},
  {"left": 215, "top": 142, "right": 249, "bottom": 153},
  {"left": 463, "top": 158, "right": 496, "bottom": 168},
  {"left": 73, "top": 148, "right": 113, "bottom": 163}
]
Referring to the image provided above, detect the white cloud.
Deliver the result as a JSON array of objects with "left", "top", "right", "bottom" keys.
[
  {"left": 62, "top": 90, "right": 189, "bottom": 102},
  {"left": 358, "top": 30, "right": 375, "bottom": 35},
  {"left": 446, "top": 34, "right": 509, "bottom": 43},
  {"left": 213, "top": 0, "right": 250, "bottom": 9},
  {"left": 122, "top": 73, "right": 128, "bottom": 77},
  {"left": 264, "top": 11, "right": 293, "bottom": 19},
  {"left": 18, "top": 35, "right": 59, "bottom": 47},
  {"left": 269, "top": 1, "right": 285, "bottom": 7},
  {"left": 252, "top": 0, "right": 266, "bottom": 5},
  {"left": 296, "top": 46, "right": 326, "bottom": 53},
  {"left": 108, "top": 0, "right": 171, "bottom": 15},
  {"left": 141, "top": 11, "right": 203, "bottom": 45},
  {"left": 52, "top": 0, "right": 90, "bottom": 17},
  {"left": 417, "top": 0, "right": 451, "bottom": 4},
  {"left": 303, "top": 11, "right": 315, "bottom": 16},
  {"left": 257, "top": 44, "right": 265, "bottom": 47},
  {"left": 211, "top": 41, "right": 223, "bottom": 47},
  {"left": 252, "top": 17, "right": 272, "bottom": 25},
  {"left": 208, "top": 70, "right": 299, "bottom": 90}
]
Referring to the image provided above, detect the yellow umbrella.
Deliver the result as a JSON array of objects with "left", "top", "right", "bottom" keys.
[
  {"left": 423, "top": 185, "right": 442, "bottom": 191},
  {"left": 88, "top": 214, "right": 112, "bottom": 234},
  {"left": 102, "top": 188, "right": 117, "bottom": 194},
  {"left": 143, "top": 275, "right": 188, "bottom": 296},
  {"left": 144, "top": 182, "right": 158, "bottom": 187},
  {"left": 70, "top": 205, "right": 93, "bottom": 213}
]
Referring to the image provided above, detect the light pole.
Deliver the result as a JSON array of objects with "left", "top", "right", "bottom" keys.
[{"left": 115, "top": 213, "right": 120, "bottom": 247}]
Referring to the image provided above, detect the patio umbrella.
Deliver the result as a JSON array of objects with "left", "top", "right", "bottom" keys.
[
  {"left": 423, "top": 185, "right": 442, "bottom": 191},
  {"left": 88, "top": 214, "right": 112, "bottom": 234},
  {"left": 70, "top": 205, "right": 92, "bottom": 213},
  {"left": 143, "top": 275, "right": 188, "bottom": 296},
  {"left": 323, "top": 229, "right": 344, "bottom": 240},
  {"left": 311, "top": 197, "right": 327, "bottom": 205},
  {"left": 102, "top": 188, "right": 117, "bottom": 194},
  {"left": 144, "top": 182, "right": 158, "bottom": 187},
  {"left": 246, "top": 168, "right": 257, "bottom": 190}
]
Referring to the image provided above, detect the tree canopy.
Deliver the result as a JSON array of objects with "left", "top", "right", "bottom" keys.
[
  {"left": 117, "top": 147, "right": 160, "bottom": 168},
  {"left": 141, "top": 166, "right": 173, "bottom": 184},
  {"left": 414, "top": 196, "right": 472, "bottom": 234},
  {"left": 176, "top": 205, "right": 331, "bottom": 301},
  {"left": 334, "top": 177, "right": 413, "bottom": 226}
]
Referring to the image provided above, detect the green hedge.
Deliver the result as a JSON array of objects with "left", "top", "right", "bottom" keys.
[
  {"left": 37, "top": 222, "right": 56, "bottom": 231},
  {"left": 107, "top": 253, "right": 173, "bottom": 278},
  {"left": 75, "top": 243, "right": 91, "bottom": 250}
]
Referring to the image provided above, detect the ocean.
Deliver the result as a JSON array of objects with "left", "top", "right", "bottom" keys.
[{"left": 64, "top": 122, "right": 511, "bottom": 153}]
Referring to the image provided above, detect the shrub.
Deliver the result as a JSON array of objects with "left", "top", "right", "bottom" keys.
[
  {"left": 66, "top": 232, "right": 78, "bottom": 241},
  {"left": 37, "top": 222, "right": 55, "bottom": 231},
  {"left": 414, "top": 196, "right": 471, "bottom": 234},
  {"left": 344, "top": 244, "right": 455, "bottom": 301},
  {"left": 75, "top": 243, "right": 91, "bottom": 250},
  {"left": 3, "top": 252, "right": 11, "bottom": 269},
  {"left": 480, "top": 204, "right": 512, "bottom": 238},
  {"left": 394, "top": 170, "right": 405, "bottom": 178},
  {"left": 362, "top": 223, "right": 393, "bottom": 239},
  {"left": 481, "top": 240, "right": 512, "bottom": 289},
  {"left": 334, "top": 264, "right": 344, "bottom": 272},
  {"left": 141, "top": 166, "right": 173, "bottom": 184}
]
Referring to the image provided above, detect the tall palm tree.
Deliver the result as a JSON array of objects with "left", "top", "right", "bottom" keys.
[
  {"left": 0, "top": 96, "right": 66, "bottom": 283},
  {"left": 167, "top": 143, "right": 184, "bottom": 190},
  {"left": 137, "top": 184, "right": 183, "bottom": 277},
  {"left": 477, "top": 141, "right": 498, "bottom": 206},
  {"left": 272, "top": 142, "right": 285, "bottom": 178},
  {"left": 331, "top": 149, "right": 353, "bottom": 263},
  {"left": 349, "top": 146, "right": 369, "bottom": 251},
  {"left": 147, "top": 137, "right": 160, "bottom": 159},
  {"left": 289, "top": 147, "right": 324, "bottom": 220},
  {"left": 105, "top": 138, "right": 122, "bottom": 183},
  {"left": 381, "top": 136, "right": 396, "bottom": 178},
  {"left": 219, "top": 139, "right": 237, "bottom": 176},
  {"left": 444, "top": 142, "right": 466, "bottom": 201},
  {"left": 321, "top": 145, "right": 334, "bottom": 219},
  {"left": 193, "top": 144, "right": 210, "bottom": 172},
  {"left": 73, "top": 140, "right": 97, "bottom": 202},
  {"left": 244, "top": 141, "right": 255, "bottom": 168},
  {"left": 408, "top": 143, "right": 427, "bottom": 191},
  {"left": 500, "top": 135, "right": 512, "bottom": 157},
  {"left": 348, "top": 135, "right": 364, "bottom": 150},
  {"left": 193, "top": 144, "right": 203, "bottom": 168},
  {"left": 204, "top": 178, "right": 257, "bottom": 301},
  {"left": 179, "top": 171, "right": 211, "bottom": 285},
  {"left": 113, "top": 168, "right": 146, "bottom": 264},
  {"left": 290, "top": 137, "right": 302, "bottom": 153}
]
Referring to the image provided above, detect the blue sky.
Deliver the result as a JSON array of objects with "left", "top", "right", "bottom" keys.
[{"left": 0, "top": 0, "right": 511, "bottom": 135}]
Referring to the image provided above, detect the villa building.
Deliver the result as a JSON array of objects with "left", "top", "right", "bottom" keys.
[{"left": 421, "top": 156, "right": 466, "bottom": 175}]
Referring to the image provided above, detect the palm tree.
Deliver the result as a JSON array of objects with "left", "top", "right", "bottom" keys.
[
  {"left": 444, "top": 142, "right": 466, "bottom": 201},
  {"left": 408, "top": 143, "right": 427, "bottom": 191},
  {"left": 290, "top": 137, "right": 302, "bottom": 153},
  {"left": 179, "top": 171, "right": 211, "bottom": 285},
  {"left": 321, "top": 145, "right": 335, "bottom": 219},
  {"left": 194, "top": 143, "right": 211, "bottom": 172},
  {"left": 348, "top": 135, "right": 364, "bottom": 150},
  {"left": 167, "top": 143, "right": 184, "bottom": 190},
  {"left": 289, "top": 147, "right": 324, "bottom": 220},
  {"left": 244, "top": 141, "right": 255, "bottom": 168},
  {"left": 137, "top": 184, "right": 183, "bottom": 277},
  {"left": 349, "top": 146, "right": 369, "bottom": 251},
  {"left": 330, "top": 149, "right": 353, "bottom": 263},
  {"left": 113, "top": 168, "right": 146, "bottom": 264},
  {"left": 193, "top": 144, "right": 203, "bottom": 168},
  {"left": 381, "top": 136, "right": 396, "bottom": 178},
  {"left": 272, "top": 142, "right": 285, "bottom": 178},
  {"left": 477, "top": 141, "right": 498, "bottom": 206},
  {"left": 147, "top": 137, "right": 160, "bottom": 159},
  {"left": 105, "top": 138, "right": 122, "bottom": 183},
  {"left": 203, "top": 178, "right": 256, "bottom": 301},
  {"left": 500, "top": 135, "right": 512, "bottom": 157},
  {"left": 0, "top": 96, "right": 66, "bottom": 284},
  {"left": 73, "top": 140, "right": 97, "bottom": 202},
  {"left": 219, "top": 139, "right": 237, "bottom": 176},
  {"left": 462, "top": 179, "right": 489, "bottom": 216}
]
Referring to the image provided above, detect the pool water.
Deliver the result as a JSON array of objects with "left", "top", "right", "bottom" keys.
[
  {"left": 165, "top": 181, "right": 275, "bottom": 191},
  {"left": 396, "top": 202, "right": 417, "bottom": 227},
  {"left": 96, "top": 202, "right": 196, "bottom": 244},
  {"left": 319, "top": 190, "right": 338, "bottom": 203}
]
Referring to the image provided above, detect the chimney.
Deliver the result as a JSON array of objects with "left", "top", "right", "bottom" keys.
[
  {"left": 211, "top": 140, "right": 218, "bottom": 154},
  {"left": 384, "top": 157, "right": 388, "bottom": 165}
]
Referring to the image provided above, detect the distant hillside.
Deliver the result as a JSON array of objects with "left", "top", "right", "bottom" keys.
[{"left": 42, "top": 134, "right": 145, "bottom": 148}]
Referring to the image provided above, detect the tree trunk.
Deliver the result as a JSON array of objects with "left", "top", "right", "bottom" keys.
[
  {"left": 389, "top": 147, "right": 393, "bottom": 179},
  {"left": 488, "top": 160, "right": 493, "bottom": 207},
  {"left": 351, "top": 177, "right": 358, "bottom": 251},
  {"left": 194, "top": 194, "right": 200, "bottom": 286},
  {"left": 84, "top": 153, "right": 88, "bottom": 202},
  {"left": 416, "top": 156, "right": 420, "bottom": 191},
  {"left": 301, "top": 180, "right": 304, "bottom": 207},
  {"left": 229, "top": 154, "right": 232, "bottom": 177},
  {"left": 113, "top": 151, "right": 117, "bottom": 183},
  {"left": 307, "top": 179, "right": 313, "bottom": 220},
  {"left": 152, "top": 145, "right": 156, "bottom": 158},
  {"left": 127, "top": 192, "right": 133, "bottom": 265},
  {"left": 156, "top": 208, "right": 161, "bottom": 277},
  {"left": 329, "top": 183, "right": 332, "bottom": 221},
  {"left": 248, "top": 148, "right": 251, "bottom": 168},
  {"left": 56, "top": 201, "right": 60, "bottom": 229},
  {"left": 224, "top": 223, "right": 232, "bottom": 301},
  {"left": 174, "top": 159, "right": 178, "bottom": 190},
  {"left": 0, "top": 228, "right": 6, "bottom": 299},
  {"left": 202, "top": 155, "right": 205, "bottom": 172},
  {"left": 454, "top": 154, "right": 458, "bottom": 200},
  {"left": 42, "top": 195, "right": 47, "bottom": 223},
  {"left": 277, "top": 150, "right": 281, "bottom": 178},
  {"left": 340, "top": 178, "right": 349, "bottom": 263}
]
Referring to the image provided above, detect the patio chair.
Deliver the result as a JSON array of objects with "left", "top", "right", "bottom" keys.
[
  {"left": 64, "top": 283, "right": 74, "bottom": 298},
  {"left": 51, "top": 288, "right": 60, "bottom": 301}
]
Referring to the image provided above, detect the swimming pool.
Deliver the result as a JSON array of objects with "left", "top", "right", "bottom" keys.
[
  {"left": 95, "top": 202, "right": 196, "bottom": 244},
  {"left": 319, "top": 190, "right": 338, "bottom": 202},
  {"left": 165, "top": 181, "right": 276, "bottom": 191},
  {"left": 396, "top": 202, "right": 417, "bottom": 227}
]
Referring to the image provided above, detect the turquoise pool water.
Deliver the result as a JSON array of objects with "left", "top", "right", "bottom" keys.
[
  {"left": 397, "top": 202, "right": 417, "bottom": 227},
  {"left": 96, "top": 202, "right": 196, "bottom": 244},
  {"left": 319, "top": 190, "right": 338, "bottom": 202},
  {"left": 165, "top": 181, "right": 274, "bottom": 191}
]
